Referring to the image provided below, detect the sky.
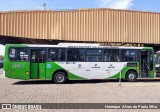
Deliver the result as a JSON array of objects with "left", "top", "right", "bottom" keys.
[{"left": 0, "top": 0, "right": 160, "bottom": 55}]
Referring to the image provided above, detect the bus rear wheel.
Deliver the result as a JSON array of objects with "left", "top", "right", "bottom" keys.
[
  {"left": 53, "top": 71, "right": 67, "bottom": 84},
  {"left": 126, "top": 71, "right": 137, "bottom": 82}
]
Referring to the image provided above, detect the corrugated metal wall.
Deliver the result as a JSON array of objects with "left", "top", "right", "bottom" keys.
[{"left": 0, "top": 9, "right": 160, "bottom": 44}]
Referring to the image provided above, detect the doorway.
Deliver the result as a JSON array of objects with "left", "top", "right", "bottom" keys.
[
  {"left": 30, "top": 49, "right": 46, "bottom": 79},
  {"left": 140, "top": 51, "right": 150, "bottom": 77}
]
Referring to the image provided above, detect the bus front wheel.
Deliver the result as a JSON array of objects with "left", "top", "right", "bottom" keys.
[
  {"left": 53, "top": 71, "right": 67, "bottom": 84},
  {"left": 126, "top": 71, "right": 137, "bottom": 82}
]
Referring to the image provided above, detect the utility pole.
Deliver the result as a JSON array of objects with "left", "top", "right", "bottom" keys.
[{"left": 42, "top": 3, "right": 46, "bottom": 10}]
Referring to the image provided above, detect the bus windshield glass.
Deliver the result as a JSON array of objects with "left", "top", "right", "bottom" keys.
[{"left": 155, "top": 52, "right": 160, "bottom": 64}]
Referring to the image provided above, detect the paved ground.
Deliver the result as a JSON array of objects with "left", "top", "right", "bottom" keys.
[
  {"left": 1, "top": 70, "right": 160, "bottom": 112},
  {"left": 0, "top": 69, "right": 3, "bottom": 74},
  {"left": 0, "top": 69, "right": 4, "bottom": 78}
]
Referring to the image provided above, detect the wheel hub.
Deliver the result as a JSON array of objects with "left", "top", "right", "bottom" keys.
[
  {"left": 56, "top": 74, "right": 65, "bottom": 82},
  {"left": 129, "top": 73, "right": 135, "bottom": 80}
]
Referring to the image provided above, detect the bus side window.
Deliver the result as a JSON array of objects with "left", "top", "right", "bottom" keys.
[
  {"left": 79, "top": 49, "right": 85, "bottom": 61},
  {"left": 9, "top": 48, "right": 29, "bottom": 61},
  {"left": 67, "top": 49, "right": 78, "bottom": 61},
  {"left": 48, "top": 48, "right": 66, "bottom": 61},
  {"left": 104, "top": 49, "right": 120, "bottom": 62},
  {"left": 39, "top": 50, "right": 46, "bottom": 63},
  {"left": 121, "top": 50, "right": 137, "bottom": 62},
  {"left": 86, "top": 49, "right": 102, "bottom": 62},
  {"left": 67, "top": 49, "right": 85, "bottom": 61}
]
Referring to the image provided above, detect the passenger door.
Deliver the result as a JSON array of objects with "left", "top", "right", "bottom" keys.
[
  {"left": 30, "top": 49, "right": 46, "bottom": 79},
  {"left": 140, "top": 51, "right": 150, "bottom": 77}
]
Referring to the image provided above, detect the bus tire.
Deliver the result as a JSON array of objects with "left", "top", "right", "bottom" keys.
[
  {"left": 53, "top": 71, "right": 67, "bottom": 84},
  {"left": 126, "top": 71, "right": 137, "bottom": 82}
]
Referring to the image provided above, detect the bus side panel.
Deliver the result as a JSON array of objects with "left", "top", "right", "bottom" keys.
[
  {"left": 4, "top": 45, "right": 10, "bottom": 78},
  {"left": 4, "top": 61, "right": 12, "bottom": 78},
  {"left": 10, "top": 62, "right": 30, "bottom": 80},
  {"left": 110, "top": 62, "right": 140, "bottom": 79},
  {"left": 45, "top": 62, "right": 60, "bottom": 80},
  {"left": 45, "top": 62, "right": 83, "bottom": 80},
  {"left": 121, "top": 67, "right": 140, "bottom": 79},
  {"left": 4, "top": 45, "right": 13, "bottom": 78},
  {"left": 122, "top": 62, "right": 140, "bottom": 79}
]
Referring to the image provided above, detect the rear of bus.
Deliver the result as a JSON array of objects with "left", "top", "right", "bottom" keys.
[{"left": 4, "top": 44, "right": 30, "bottom": 80}]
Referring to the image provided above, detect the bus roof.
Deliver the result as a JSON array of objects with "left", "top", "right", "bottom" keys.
[{"left": 5, "top": 43, "right": 153, "bottom": 50}]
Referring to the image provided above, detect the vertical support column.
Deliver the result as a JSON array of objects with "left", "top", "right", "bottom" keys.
[{"left": 118, "top": 70, "right": 122, "bottom": 85}]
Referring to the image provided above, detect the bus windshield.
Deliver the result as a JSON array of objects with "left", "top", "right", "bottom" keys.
[{"left": 155, "top": 52, "right": 160, "bottom": 64}]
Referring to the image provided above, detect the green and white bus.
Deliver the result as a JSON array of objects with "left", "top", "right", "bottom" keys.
[{"left": 4, "top": 43, "right": 155, "bottom": 83}]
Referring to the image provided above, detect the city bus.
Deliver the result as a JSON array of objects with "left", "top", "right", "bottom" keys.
[
  {"left": 155, "top": 51, "right": 160, "bottom": 76},
  {"left": 4, "top": 43, "right": 155, "bottom": 84}
]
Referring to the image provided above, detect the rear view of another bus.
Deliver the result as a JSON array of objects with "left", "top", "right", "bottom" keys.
[{"left": 155, "top": 51, "right": 160, "bottom": 76}]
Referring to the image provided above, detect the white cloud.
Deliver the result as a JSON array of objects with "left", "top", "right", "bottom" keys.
[{"left": 97, "top": 0, "right": 134, "bottom": 9}]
